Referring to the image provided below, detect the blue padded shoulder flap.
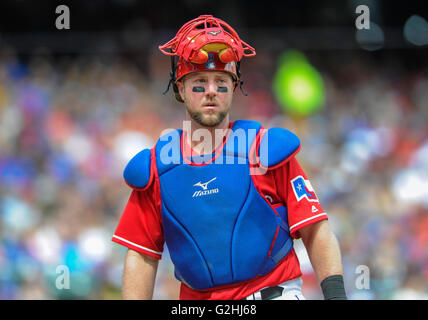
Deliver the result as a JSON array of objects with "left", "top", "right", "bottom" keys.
[
  {"left": 123, "top": 148, "right": 152, "bottom": 189},
  {"left": 259, "top": 127, "right": 300, "bottom": 168}
]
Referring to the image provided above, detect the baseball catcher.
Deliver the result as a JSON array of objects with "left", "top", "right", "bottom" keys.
[{"left": 112, "top": 15, "right": 347, "bottom": 300}]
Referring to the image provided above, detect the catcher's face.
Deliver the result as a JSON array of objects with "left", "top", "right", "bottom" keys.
[{"left": 177, "top": 71, "right": 234, "bottom": 127}]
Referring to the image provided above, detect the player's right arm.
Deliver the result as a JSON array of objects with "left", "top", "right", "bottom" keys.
[
  {"left": 122, "top": 249, "right": 159, "bottom": 299},
  {"left": 112, "top": 148, "right": 165, "bottom": 299}
]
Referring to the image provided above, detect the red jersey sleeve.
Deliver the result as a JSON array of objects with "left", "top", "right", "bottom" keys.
[
  {"left": 112, "top": 175, "right": 164, "bottom": 260},
  {"left": 276, "top": 157, "right": 328, "bottom": 239}
]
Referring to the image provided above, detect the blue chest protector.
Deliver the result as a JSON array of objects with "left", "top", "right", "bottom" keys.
[{"left": 124, "top": 120, "right": 300, "bottom": 290}]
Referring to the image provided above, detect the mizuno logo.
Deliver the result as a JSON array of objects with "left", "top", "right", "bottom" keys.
[
  {"left": 207, "top": 30, "right": 221, "bottom": 36},
  {"left": 193, "top": 177, "right": 216, "bottom": 190},
  {"left": 192, "top": 177, "right": 219, "bottom": 198}
]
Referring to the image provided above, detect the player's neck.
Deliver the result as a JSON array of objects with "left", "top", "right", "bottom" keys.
[{"left": 184, "top": 116, "right": 230, "bottom": 155}]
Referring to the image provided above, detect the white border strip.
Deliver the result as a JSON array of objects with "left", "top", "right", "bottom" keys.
[
  {"left": 112, "top": 235, "right": 162, "bottom": 255},
  {"left": 289, "top": 213, "right": 328, "bottom": 232}
]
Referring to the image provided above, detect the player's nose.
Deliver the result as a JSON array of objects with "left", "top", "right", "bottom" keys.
[{"left": 205, "top": 81, "right": 217, "bottom": 97}]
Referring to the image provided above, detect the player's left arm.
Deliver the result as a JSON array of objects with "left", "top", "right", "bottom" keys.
[
  {"left": 299, "top": 220, "right": 343, "bottom": 281},
  {"left": 280, "top": 156, "right": 347, "bottom": 299},
  {"left": 299, "top": 220, "right": 347, "bottom": 299}
]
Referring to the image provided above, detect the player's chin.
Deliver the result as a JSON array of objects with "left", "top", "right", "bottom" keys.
[
  {"left": 200, "top": 115, "right": 222, "bottom": 127},
  {"left": 193, "top": 111, "right": 226, "bottom": 127}
]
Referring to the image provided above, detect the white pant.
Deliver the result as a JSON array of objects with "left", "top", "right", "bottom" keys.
[{"left": 244, "top": 278, "right": 306, "bottom": 300}]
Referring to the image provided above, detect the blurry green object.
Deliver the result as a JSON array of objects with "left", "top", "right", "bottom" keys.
[{"left": 273, "top": 50, "right": 325, "bottom": 116}]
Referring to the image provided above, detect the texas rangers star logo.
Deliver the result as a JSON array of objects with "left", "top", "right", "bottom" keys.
[
  {"left": 194, "top": 177, "right": 217, "bottom": 190},
  {"left": 291, "top": 175, "right": 319, "bottom": 202}
]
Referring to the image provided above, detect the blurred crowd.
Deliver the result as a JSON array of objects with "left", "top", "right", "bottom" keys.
[{"left": 0, "top": 43, "right": 427, "bottom": 299}]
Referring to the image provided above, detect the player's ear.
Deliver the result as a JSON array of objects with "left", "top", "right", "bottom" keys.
[{"left": 176, "top": 80, "right": 185, "bottom": 102}]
